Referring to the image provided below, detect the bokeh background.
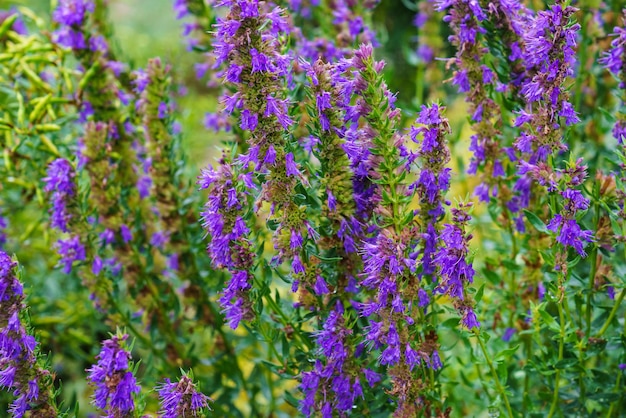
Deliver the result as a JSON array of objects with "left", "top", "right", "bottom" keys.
[{"left": 9, "top": 0, "right": 471, "bottom": 174}]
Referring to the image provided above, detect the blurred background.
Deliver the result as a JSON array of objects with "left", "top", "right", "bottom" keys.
[{"left": 6, "top": 0, "right": 470, "bottom": 174}]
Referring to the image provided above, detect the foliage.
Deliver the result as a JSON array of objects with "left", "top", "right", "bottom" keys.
[{"left": 0, "top": 0, "right": 625, "bottom": 417}]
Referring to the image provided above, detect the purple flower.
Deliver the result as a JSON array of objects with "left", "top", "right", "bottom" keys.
[
  {"left": 0, "top": 251, "right": 52, "bottom": 415},
  {"left": 313, "top": 276, "right": 329, "bottom": 295},
  {"left": 43, "top": 159, "right": 76, "bottom": 233},
  {"left": 56, "top": 236, "right": 86, "bottom": 274},
  {"left": 434, "top": 205, "right": 475, "bottom": 306},
  {"left": 89, "top": 35, "right": 108, "bottom": 53},
  {"left": 607, "top": 286, "right": 615, "bottom": 300},
  {"left": 547, "top": 215, "right": 593, "bottom": 257},
  {"left": 107, "top": 61, "right": 126, "bottom": 77},
  {"left": 157, "top": 374, "right": 211, "bottom": 417},
  {"left": 502, "top": 327, "right": 516, "bottom": 342},
  {"left": 120, "top": 225, "right": 133, "bottom": 243},
  {"left": 53, "top": 28, "right": 87, "bottom": 49},
  {"left": 132, "top": 69, "right": 150, "bottom": 94},
  {"left": 285, "top": 153, "right": 300, "bottom": 176},
  {"left": 86, "top": 334, "right": 140, "bottom": 415},
  {"left": 462, "top": 307, "right": 480, "bottom": 329},
  {"left": 0, "top": 215, "right": 7, "bottom": 249},
  {"left": 52, "top": 0, "right": 94, "bottom": 27},
  {"left": 158, "top": 102, "right": 168, "bottom": 119},
  {"left": 150, "top": 231, "right": 168, "bottom": 250},
  {"left": 240, "top": 110, "right": 258, "bottom": 131},
  {"left": 99, "top": 229, "right": 115, "bottom": 246},
  {"left": 137, "top": 176, "right": 152, "bottom": 199},
  {"left": 250, "top": 48, "right": 272, "bottom": 72}
]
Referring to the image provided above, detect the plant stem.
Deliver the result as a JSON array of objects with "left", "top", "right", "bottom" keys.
[
  {"left": 253, "top": 275, "right": 313, "bottom": 351},
  {"left": 475, "top": 331, "right": 515, "bottom": 418},
  {"left": 547, "top": 301, "right": 566, "bottom": 418},
  {"left": 475, "top": 361, "right": 494, "bottom": 403},
  {"left": 596, "top": 288, "right": 626, "bottom": 338},
  {"left": 522, "top": 337, "right": 531, "bottom": 413},
  {"left": 586, "top": 181, "right": 602, "bottom": 337},
  {"left": 605, "top": 310, "right": 626, "bottom": 417}
]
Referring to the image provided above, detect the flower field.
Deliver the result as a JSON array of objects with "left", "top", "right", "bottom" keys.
[{"left": 1, "top": 0, "right": 625, "bottom": 416}]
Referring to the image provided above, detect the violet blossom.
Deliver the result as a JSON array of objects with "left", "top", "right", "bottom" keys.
[
  {"left": 157, "top": 373, "right": 211, "bottom": 417},
  {"left": 86, "top": 333, "right": 140, "bottom": 417}
]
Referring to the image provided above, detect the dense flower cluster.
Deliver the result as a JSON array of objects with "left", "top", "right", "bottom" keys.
[
  {"left": 209, "top": 0, "right": 304, "bottom": 265},
  {"left": 0, "top": 251, "right": 56, "bottom": 417},
  {"left": 52, "top": 0, "right": 95, "bottom": 50},
  {"left": 300, "top": 303, "right": 365, "bottom": 416},
  {"left": 5, "top": 1, "right": 626, "bottom": 417},
  {"left": 497, "top": 1, "right": 579, "bottom": 234},
  {"left": 434, "top": 203, "right": 479, "bottom": 328},
  {"left": 86, "top": 333, "right": 140, "bottom": 417},
  {"left": 199, "top": 160, "right": 255, "bottom": 328},
  {"left": 601, "top": 12, "right": 626, "bottom": 143},
  {"left": 516, "top": 2, "right": 580, "bottom": 158},
  {"left": 42, "top": 159, "right": 88, "bottom": 275},
  {"left": 157, "top": 373, "right": 211, "bottom": 417},
  {"left": 43, "top": 159, "right": 75, "bottom": 233},
  {"left": 411, "top": 103, "right": 451, "bottom": 282},
  {"left": 516, "top": 160, "right": 593, "bottom": 267},
  {"left": 435, "top": 0, "right": 512, "bottom": 205}
]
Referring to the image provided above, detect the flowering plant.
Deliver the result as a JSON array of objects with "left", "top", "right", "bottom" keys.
[{"left": 0, "top": 0, "right": 625, "bottom": 416}]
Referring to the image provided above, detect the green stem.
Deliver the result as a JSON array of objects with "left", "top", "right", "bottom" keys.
[
  {"left": 253, "top": 275, "right": 313, "bottom": 351},
  {"left": 574, "top": 14, "right": 590, "bottom": 114},
  {"left": 107, "top": 291, "right": 151, "bottom": 347},
  {"left": 475, "top": 331, "right": 515, "bottom": 418},
  {"left": 267, "top": 342, "right": 277, "bottom": 413},
  {"left": 475, "top": 361, "right": 494, "bottom": 403},
  {"left": 586, "top": 240, "right": 599, "bottom": 336},
  {"left": 596, "top": 288, "right": 626, "bottom": 337},
  {"left": 605, "top": 310, "right": 626, "bottom": 417},
  {"left": 586, "top": 178, "right": 602, "bottom": 336},
  {"left": 416, "top": 64, "right": 424, "bottom": 106},
  {"left": 506, "top": 216, "right": 519, "bottom": 327},
  {"left": 186, "top": 244, "right": 258, "bottom": 414},
  {"left": 522, "top": 337, "right": 531, "bottom": 413},
  {"left": 547, "top": 301, "right": 566, "bottom": 418}
]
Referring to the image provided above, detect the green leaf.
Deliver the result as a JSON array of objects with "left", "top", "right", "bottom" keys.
[
  {"left": 538, "top": 309, "right": 561, "bottom": 333},
  {"left": 496, "top": 344, "right": 520, "bottom": 360},
  {"left": 524, "top": 210, "right": 548, "bottom": 233},
  {"left": 483, "top": 268, "right": 501, "bottom": 284},
  {"left": 475, "top": 283, "right": 485, "bottom": 304}
]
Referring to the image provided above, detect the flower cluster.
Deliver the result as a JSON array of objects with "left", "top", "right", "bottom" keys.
[
  {"left": 52, "top": 0, "right": 96, "bottom": 50},
  {"left": 410, "top": 103, "right": 451, "bottom": 282},
  {"left": 601, "top": 12, "right": 626, "bottom": 143},
  {"left": 547, "top": 160, "right": 594, "bottom": 268},
  {"left": 199, "top": 159, "right": 255, "bottom": 329},
  {"left": 86, "top": 333, "right": 141, "bottom": 417},
  {"left": 293, "top": 0, "right": 378, "bottom": 63},
  {"left": 157, "top": 373, "right": 211, "bottom": 417},
  {"left": 42, "top": 158, "right": 89, "bottom": 275},
  {"left": 434, "top": 203, "right": 479, "bottom": 328},
  {"left": 43, "top": 158, "right": 75, "bottom": 233},
  {"left": 515, "top": 1, "right": 580, "bottom": 160},
  {"left": 505, "top": 2, "right": 580, "bottom": 231},
  {"left": 345, "top": 47, "right": 454, "bottom": 415},
  {"left": 435, "top": 0, "right": 508, "bottom": 203},
  {"left": 300, "top": 303, "right": 364, "bottom": 416},
  {"left": 0, "top": 251, "right": 57, "bottom": 417}
]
